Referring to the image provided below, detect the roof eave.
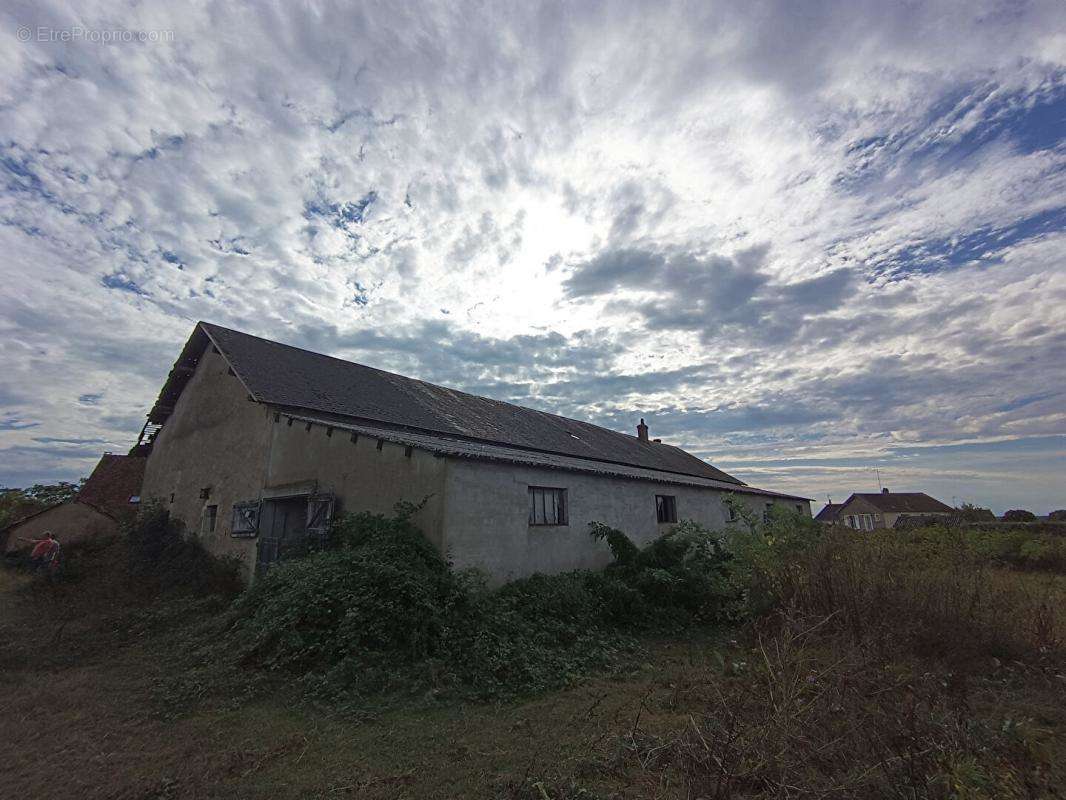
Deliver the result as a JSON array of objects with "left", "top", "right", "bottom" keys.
[{"left": 282, "top": 411, "right": 812, "bottom": 502}]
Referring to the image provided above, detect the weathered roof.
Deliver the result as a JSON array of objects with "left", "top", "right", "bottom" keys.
[
  {"left": 286, "top": 413, "right": 811, "bottom": 501},
  {"left": 814, "top": 503, "right": 843, "bottom": 522},
  {"left": 845, "top": 492, "right": 954, "bottom": 514},
  {"left": 76, "top": 454, "right": 146, "bottom": 518},
  {"left": 150, "top": 322, "right": 745, "bottom": 485}
]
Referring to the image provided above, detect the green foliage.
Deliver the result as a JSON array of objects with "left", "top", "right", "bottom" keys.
[
  {"left": 587, "top": 521, "right": 640, "bottom": 565},
  {"left": 1049, "top": 509, "right": 1066, "bottom": 522},
  {"left": 24, "top": 480, "right": 83, "bottom": 505},
  {"left": 594, "top": 519, "right": 739, "bottom": 625},
  {"left": 225, "top": 503, "right": 1066, "bottom": 704},
  {"left": 232, "top": 510, "right": 457, "bottom": 672},
  {"left": 1003, "top": 509, "right": 1037, "bottom": 522},
  {"left": 437, "top": 571, "right": 636, "bottom": 697},
  {"left": 958, "top": 502, "right": 997, "bottom": 522},
  {"left": 232, "top": 510, "right": 770, "bottom": 699},
  {"left": 124, "top": 503, "right": 242, "bottom": 595}
]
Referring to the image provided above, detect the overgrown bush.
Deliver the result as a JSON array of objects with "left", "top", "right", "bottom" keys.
[
  {"left": 125, "top": 503, "right": 242, "bottom": 596},
  {"left": 230, "top": 508, "right": 767, "bottom": 698},
  {"left": 1002, "top": 509, "right": 1037, "bottom": 522},
  {"left": 231, "top": 510, "right": 461, "bottom": 672}
]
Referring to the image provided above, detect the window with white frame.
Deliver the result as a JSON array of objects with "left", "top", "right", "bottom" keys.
[
  {"left": 529, "top": 487, "right": 568, "bottom": 526},
  {"left": 845, "top": 513, "right": 875, "bottom": 531}
]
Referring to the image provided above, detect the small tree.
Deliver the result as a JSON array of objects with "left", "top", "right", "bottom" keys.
[
  {"left": 958, "top": 503, "right": 996, "bottom": 522},
  {"left": 1002, "top": 509, "right": 1037, "bottom": 522}
]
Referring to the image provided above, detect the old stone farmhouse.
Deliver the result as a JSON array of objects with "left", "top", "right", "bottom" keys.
[{"left": 138, "top": 323, "right": 810, "bottom": 581}]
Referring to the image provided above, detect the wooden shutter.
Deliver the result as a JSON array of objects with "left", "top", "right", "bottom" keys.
[
  {"left": 306, "top": 493, "right": 335, "bottom": 544},
  {"left": 231, "top": 500, "right": 261, "bottom": 537}
]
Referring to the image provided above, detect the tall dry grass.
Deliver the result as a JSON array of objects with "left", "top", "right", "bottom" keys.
[{"left": 607, "top": 528, "right": 1065, "bottom": 799}]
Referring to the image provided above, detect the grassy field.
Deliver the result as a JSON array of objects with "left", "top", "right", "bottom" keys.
[{"left": 2, "top": 523, "right": 1065, "bottom": 799}]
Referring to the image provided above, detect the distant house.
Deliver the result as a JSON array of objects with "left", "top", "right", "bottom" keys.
[
  {"left": 2, "top": 454, "right": 145, "bottom": 553},
  {"left": 822, "top": 489, "right": 954, "bottom": 531},
  {"left": 138, "top": 322, "right": 811, "bottom": 582}
]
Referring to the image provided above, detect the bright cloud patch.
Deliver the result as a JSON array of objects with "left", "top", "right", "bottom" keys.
[{"left": 0, "top": 1, "right": 1064, "bottom": 512}]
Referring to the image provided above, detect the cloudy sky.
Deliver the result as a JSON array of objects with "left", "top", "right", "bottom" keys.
[{"left": 1, "top": 1, "right": 1064, "bottom": 514}]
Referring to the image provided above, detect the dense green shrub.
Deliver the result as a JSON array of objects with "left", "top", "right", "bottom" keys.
[
  {"left": 231, "top": 510, "right": 461, "bottom": 671},
  {"left": 437, "top": 571, "right": 636, "bottom": 697},
  {"left": 958, "top": 502, "right": 996, "bottom": 521},
  {"left": 1003, "top": 508, "right": 1037, "bottom": 522},
  {"left": 230, "top": 509, "right": 771, "bottom": 698},
  {"left": 125, "top": 503, "right": 241, "bottom": 595},
  {"left": 591, "top": 520, "right": 736, "bottom": 625}
]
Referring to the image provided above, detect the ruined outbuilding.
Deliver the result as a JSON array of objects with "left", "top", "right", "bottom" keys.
[{"left": 2, "top": 454, "right": 144, "bottom": 553}]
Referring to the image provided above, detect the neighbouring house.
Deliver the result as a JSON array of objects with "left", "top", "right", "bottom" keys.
[
  {"left": 814, "top": 503, "right": 843, "bottom": 524},
  {"left": 138, "top": 322, "right": 812, "bottom": 582},
  {"left": 2, "top": 454, "right": 145, "bottom": 553},
  {"left": 826, "top": 489, "right": 954, "bottom": 531}
]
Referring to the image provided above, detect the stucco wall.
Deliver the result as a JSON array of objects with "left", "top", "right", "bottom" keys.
[
  {"left": 263, "top": 417, "right": 449, "bottom": 548},
  {"left": 440, "top": 458, "right": 809, "bottom": 582},
  {"left": 3, "top": 502, "right": 116, "bottom": 553},
  {"left": 140, "top": 345, "right": 275, "bottom": 571}
]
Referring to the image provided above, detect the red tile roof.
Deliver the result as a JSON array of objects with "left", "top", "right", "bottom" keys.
[{"left": 76, "top": 454, "right": 146, "bottom": 519}]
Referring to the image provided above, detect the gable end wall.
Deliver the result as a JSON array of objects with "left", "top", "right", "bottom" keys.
[{"left": 140, "top": 345, "right": 274, "bottom": 572}]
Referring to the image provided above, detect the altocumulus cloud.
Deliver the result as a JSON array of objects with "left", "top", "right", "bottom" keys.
[{"left": 0, "top": 0, "right": 1063, "bottom": 512}]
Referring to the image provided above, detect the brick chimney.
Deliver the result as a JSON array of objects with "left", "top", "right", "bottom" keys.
[{"left": 637, "top": 418, "right": 649, "bottom": 442}]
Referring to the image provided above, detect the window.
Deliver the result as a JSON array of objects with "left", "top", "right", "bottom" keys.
[
  {"left": 529, "top": 487, "right": 567, "bottom": 526},
  {"left": 305, "top": 493, "right": 335, "bottom": 544},
  {"left": 724, "top": 499, "right": 738, "bottom": 522},
  {"left": 764, "top": 502, "right": 773, "bottom": 523},
  {"left": 845, "top": 514, "right": 875, "bottom": 531},
  {"left": 655, "top": 495, "right": 677, "bottom": 524},
  {"left": 231, "top": 500, "right": 261, "bottom": 537},
  {"left": 202, "top": 504, "right": 218, "bottom": 534}
]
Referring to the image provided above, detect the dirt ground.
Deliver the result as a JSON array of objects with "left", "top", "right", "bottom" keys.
[{"left": 0, "top": 566, "right": 714, "bottom": 799}]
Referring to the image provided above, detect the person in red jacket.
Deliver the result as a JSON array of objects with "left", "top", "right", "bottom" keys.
[{"left": 22, "top": 531, "right": 60, "bottom": 573}]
